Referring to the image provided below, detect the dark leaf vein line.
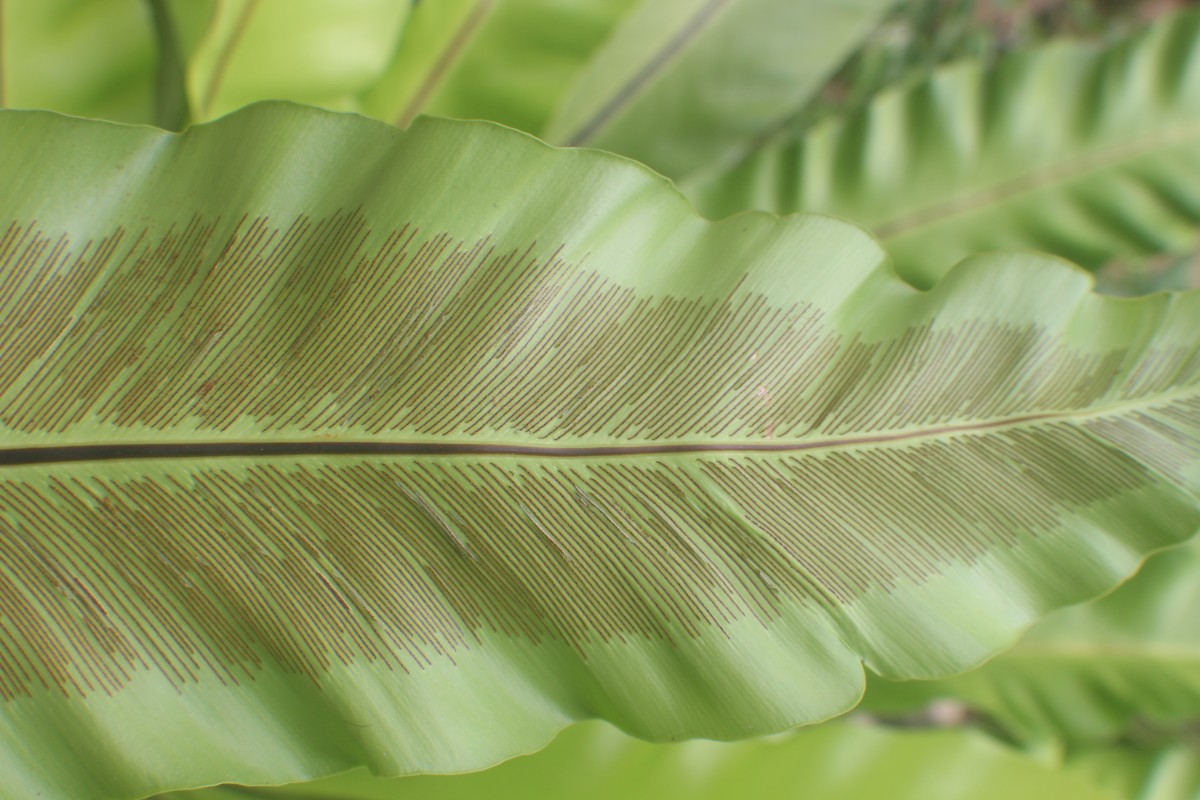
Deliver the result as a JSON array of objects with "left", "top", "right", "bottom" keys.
[
  {"left": 562, "top": 0, "right": 731, "bottom": 146},
  {"left": 0, "top": 406, "right": 1158, "bottom": 466}
]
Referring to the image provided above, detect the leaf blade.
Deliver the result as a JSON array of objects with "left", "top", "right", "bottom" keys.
[
  {"left": 160, "top": 719, "right": 1122, "bottom": 800},
  {"left": 181, "top": 0, "right": 410, "bottom": 121},
  {"left": 0, "top": 104, "right": 1199, "bottom": 797},
  {"left": 687, "top": 10, "right": 1200, "bottom": 288},
  {"left": 1, "top": 0, "right": 158, "bottom": 124},
  {"left": 865, "top": 538, "right": 1200, "bottom": 747},
  {"left": 542, "top": 0, "right": 896, "bottom": 181},
  {"left": 405, "top": 0, "right": 640, "bottom": 134}
]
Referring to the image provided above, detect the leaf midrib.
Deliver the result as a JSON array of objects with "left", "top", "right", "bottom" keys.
[
  {"left": 874, "top": 120, "right": 1200, "bottom": 241},
  {"left": 1002, "top": 640, "right": 1200, "bottom": 663},
  {"left": 562, "top": 0, "right": 731, "bottom": 146},
  {"left": 1, "top": 388, "right": 1192, "bottom": 466},
  {"left": 394, "top": 0, "right": 495, "bottom": 128}
]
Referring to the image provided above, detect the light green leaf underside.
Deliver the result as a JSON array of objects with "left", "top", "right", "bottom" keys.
[
  {"left": 161, "top": 720, "right": 1121, "bottom": 800},
  {"left": 1, "top": 0, "right": 158, "bottom": 124},
  {"left": 686, "top": 10, "right": 1200, "bottom": 289},
  {"left": 866, "top": 537, "right": 1200, "bottom": 747},
  {"left": 1, "top": 105, "right": 1200, "bottom": 798},
  {"left": 542, "top": 0, "right": 895, "bottom": 181}
]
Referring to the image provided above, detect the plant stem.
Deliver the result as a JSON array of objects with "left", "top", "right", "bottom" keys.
[{"left": 146, "top": 0, "right": 189, "bottom": 130}]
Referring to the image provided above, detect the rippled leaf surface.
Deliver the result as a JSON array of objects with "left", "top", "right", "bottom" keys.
[
  {"left": 866, "top": 538, "right": 1200, "bottom": 746},
  {"left": 0, "top": 104, "right": 1198, "bottom": 798},
  {"left": 162, "top": 720, "right": 1121, "bottom": 800},
  {"left": 688, "top": 10, "right": 1200, "bottom": 288},
  {"left": 542, "top": 0, "right": 894, "bottom": 180}
]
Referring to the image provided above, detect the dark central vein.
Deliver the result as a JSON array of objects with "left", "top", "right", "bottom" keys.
[
  {"left": 0, "top": 411, "right": 1065, "bottom": 467},
  {"left": 394, "top": 0, "right": 495, "bottom": 128},
  {"left": 564, "top": 0, "right": 731, "bottom": 146}
]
